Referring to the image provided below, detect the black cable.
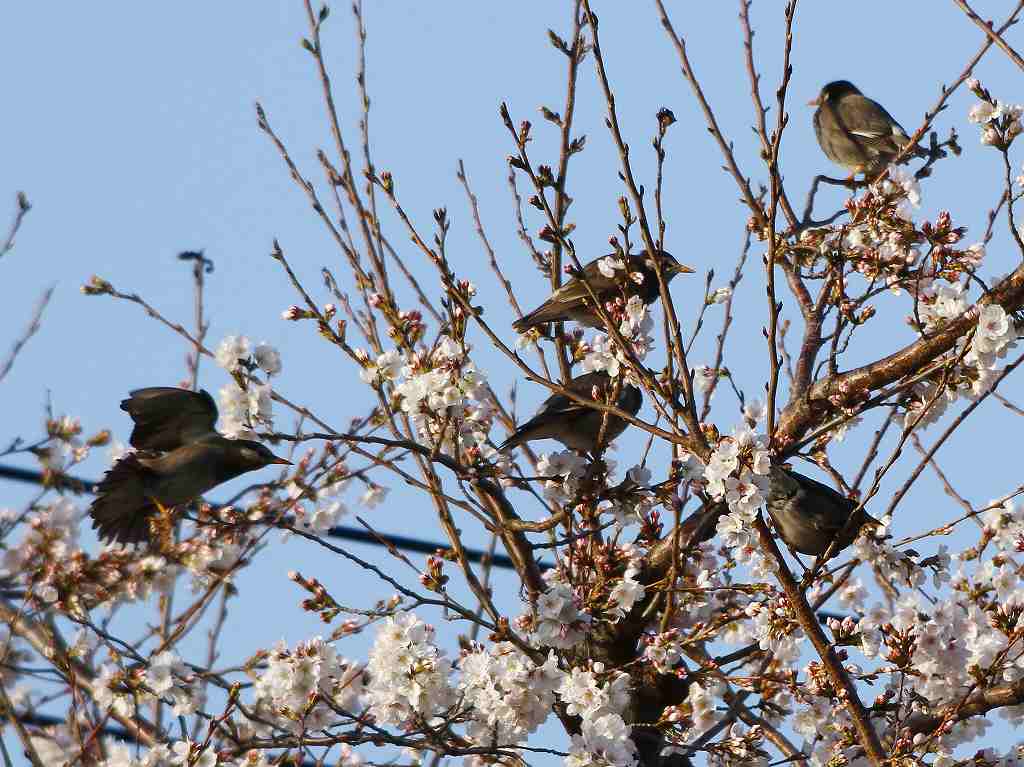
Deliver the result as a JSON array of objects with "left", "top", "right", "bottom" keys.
[{"left": 0, "top": 463, "right": 519, "bottom": 570}]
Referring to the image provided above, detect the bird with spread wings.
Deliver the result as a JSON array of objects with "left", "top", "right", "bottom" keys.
[{"left": 89, "top": 387, "right": 290, "bottom": 545}]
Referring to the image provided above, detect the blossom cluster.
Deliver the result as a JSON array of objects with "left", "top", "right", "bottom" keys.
[
  {"left": 664, "top": 680, "right": 723, "bottom": 748},
  {"left": 607, "top": 564, "right": 645, "bottom": 621},
  {"left": 748, "top": 600, "right": 803, "bottom": 665},
  {"left": 969, "top": 303, "right": 1018, "bottom": 370},
  {"left": 357, "top": 336, "right": 494, "bottom": 460},
  {"left": 214, "top": 335, "right": 282, "bottom": 438},
  {"left": 528, "top": 569, "right": 592, "bottom": 649},
  {"left": 560, "top": 664, "right": 637, "bottom": 767},
  {"left": 795, "top": 168, "right": 922, "bottom": 298},
  {"left": 283, "top": 455, "right": 355, "bottom": 533},
  {"left": 770, "top": 493, "right": 1024, "bottom": 765},
  {"left": 0, "top": 484, "right": 273, "bottom": 615},
  {"left": 218, "top": 380, "right": 273, "bottom": 439},
  {"left": 967, "top": 79, "right": 1024, "bottom": 148},
  {"left": 214, "top": 335, "right": 282, "bottom": 376},
  {"left": 253, "top": 635, "right": 364, "bottom": 733},
  {"left": 536, "top": 449, "right": 588, "bottom": 504},
  {"left": 364, "top": 612, "right": 454, "bottom": 727},
  {"left": 581, "top": 295, "right": 654, "bottom": 381},
  {"left": 144, "top": 650, "right": 204, "bottom": 717},
  {"left": 30, "top": 414, "right": 110, "bottom": 479},
  {"left": 642, "top": 629, "right": 684, "bottom": 674},
  {"left": 458, "top": 642, "right": 561, "bottom": 744},
  {"left": 677, "top": 428, "right": 776, "bottom": 570},
  {"left": 902, "top": 301, "right": 1018, "bottom": 429}
]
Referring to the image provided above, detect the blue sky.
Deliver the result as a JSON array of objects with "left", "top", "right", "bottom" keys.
[{"left": 3, "top": 1, "right": 1024, "bottom": 763}]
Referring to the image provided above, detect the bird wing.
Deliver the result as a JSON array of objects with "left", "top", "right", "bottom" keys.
[
  {"left": 120, "top": 387, "right": 219, "bottom": 451},
  {"left": 843, "top": 95, "right": 910, "bottom": 143},
  {"left": 500, "top": 389, "right": 580, "bottom": 450},
  {"left": 788, "top": 470, "right": 857, "bottom": 512},
  {"left": 548, "top": 259, "right": 620, "bottom": 304},
  {"left": 531, "top": 372, "right": 639, "bottom": 417},
  {"left": 500, "top": 372, "right": 641, "bottom": 451},
  {"left": 509, "top": 373, "right": 609, "bottom": 435},
  {"left": 512, "top": 254, "right": 660, "bottom": 331},
  {"left": 530, "top": 378, "right": 596, "bottom": 420}
]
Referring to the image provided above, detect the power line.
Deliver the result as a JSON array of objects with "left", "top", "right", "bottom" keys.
[{"left": 0, "top": 463, "right": 520, "bottom": 570}]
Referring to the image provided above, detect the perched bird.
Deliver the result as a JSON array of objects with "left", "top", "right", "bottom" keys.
[
  {"left": 512, "top": 250, "right": 693, "bottom": 333},
  {"left": 765, "top": 466, "right": 877, "bottom": 557},
  {"left": 810, "top": 80, "right": 917, "bottom": 178},
  {"left": 499, "top": 371, "right": 642, "bottom": 455},
  {"left": 89, "top": 387, "right": 291, "bottom": 545}
]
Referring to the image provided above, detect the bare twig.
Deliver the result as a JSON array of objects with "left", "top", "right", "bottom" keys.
[
  {"left": 0, "top": 286, "right": 53, "bottom": 384},
  {"left": 953, "top": 0, "right": 1024, "bottom": 72},
  {"left": 0, "top": 192, "right": 30, "bottom": 261}
]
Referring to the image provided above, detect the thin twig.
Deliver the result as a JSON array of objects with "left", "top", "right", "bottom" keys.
[
  {"left": 0, "top": 192, "right": 30, "bottom": 261},
  {"left": 0, "top": 286, "right": 53, "bottom": 384}
]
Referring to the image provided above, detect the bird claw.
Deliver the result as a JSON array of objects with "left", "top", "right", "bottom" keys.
[
  {"left": 800, "top": 556, "right": 825, "bottom": 589},
  {"left": 147, "top": 498, "right": 178, "bottom": 551}
]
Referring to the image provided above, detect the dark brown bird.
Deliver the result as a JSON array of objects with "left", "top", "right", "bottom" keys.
[
  {"left": 810, "top": 80, "right": 917, "bottom": 178},
  {"left": 512, "top": 250, "right": 693, "bottom": 333},
  {"left": 499, "top": 371, "right": 642, "bottom": 455},
  {"left": 765, "top": 466, "right": 877, "bottom": 557},
  {"left": 89, "top": 387, "right": 291, "bottom": 545}
]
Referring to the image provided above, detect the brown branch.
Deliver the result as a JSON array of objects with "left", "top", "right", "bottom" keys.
[
  {"left": 993, "top": 390, "right": 1024, "bottom": 416},
  {"left": 953, "top": 0, "right": 1024, "bottom": 72},
  {"left": 179, "top": 250, "right": 212, "bottom": 392},
  {"left": 0, "top": 683, "right": 44, "bottom": 767},
  {"left": 700, "top": 234, "right": 751, "bottom": 420},
  {"left": 301, "top": 0, "right": 393, "bottom": 313},
  {"left": 775, "top": 262, "right": 1024, "bottom": 452},
  {"left": 883, "top": 1, "right": 1024, "bottom": 174},
  {"left": 905, "top": 677, "right": 1024, "bottom": 735},
  {"left": 752, "top": 519, "right": 887, "bottom": 765},
  {"left": 548, "top": 1, "right": 586, "bottom": 384}
]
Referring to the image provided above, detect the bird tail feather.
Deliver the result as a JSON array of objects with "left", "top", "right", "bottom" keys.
[
  {"left": 89, "top": 454, "right": 157, "bottom": 545},
  {"left": 511, "top": 313, "right": 539, "bottom": 334},
  {"left": 498, "top": 432, "right": 524, "bottom": 452},
  {"left": 512, "top": 304, "right": 561, "bottom": 333}
]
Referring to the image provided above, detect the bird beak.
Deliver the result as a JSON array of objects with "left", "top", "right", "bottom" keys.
[
  {"left": 670, "top": 262, "right": 695, "bottom": 275},
  {"left": 807, "top": 96, "right": 821, "bottom": 107},
  {"left": 269, "top": 456, "right": 293, "bottom": 465}
]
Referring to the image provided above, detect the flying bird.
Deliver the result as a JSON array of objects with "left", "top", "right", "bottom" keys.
[
  {"left": 512, "top": 250, "right": 693, "bottom": 333},
  {"left": 810, "top": 80, "right": 918, "bottom": 178},
  {"left": 89, "top": 387, "right": 291, "bottom": 545},
  {"left": 499, "top": 371, "right": 642, "bottom": 455},
  {"left": 765, "top": 466, "right": 877, "bottom": 557}
]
